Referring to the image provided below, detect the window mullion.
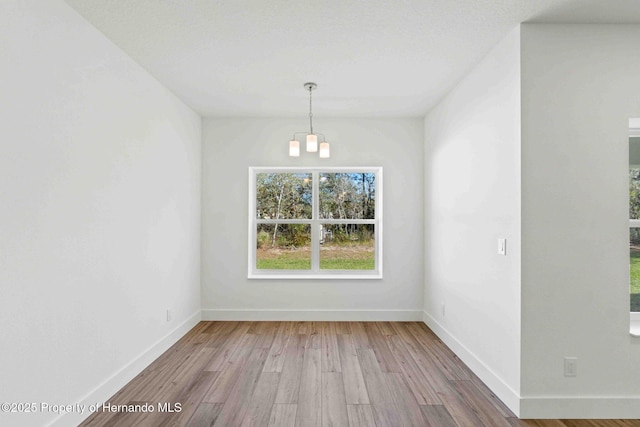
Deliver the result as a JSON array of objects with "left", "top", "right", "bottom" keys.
[{"left": 311, "top": 171, "right": 320, "bottom": 272}]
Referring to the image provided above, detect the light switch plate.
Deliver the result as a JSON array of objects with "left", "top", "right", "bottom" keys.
[{"left": 498, "top": 238, "right": 506, "bottom": 255}]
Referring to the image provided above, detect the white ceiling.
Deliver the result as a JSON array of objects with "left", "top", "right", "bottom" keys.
[{"left": 63, "top": 0, "right": 640, "bottom": 118}]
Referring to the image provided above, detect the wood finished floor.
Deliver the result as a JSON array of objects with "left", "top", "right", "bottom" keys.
[{"left": 80, "top": 321, "right": 640, "bottom": 427}]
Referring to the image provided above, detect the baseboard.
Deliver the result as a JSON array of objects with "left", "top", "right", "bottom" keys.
[
  {"left": 50, "top": 310, "right": 201, "bottom": 427},
  {"left": 422, "top": 310, "right": 521, "bottom": 416},
  {"left": 202, "top": 309, "right": 423, "bottom": 321},
  {"left": 519, "top": 396, "right": 640, "bottom": 419}
]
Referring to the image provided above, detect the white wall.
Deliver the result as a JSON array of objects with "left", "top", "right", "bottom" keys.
[
  {"left": 520, "top": 24, "right": 640, "bottom": 418},
  {"left": 202, "top": 117, "right": 423, "bottom": 320},
  {"left": 0, "top": 1, "right": 201, "bottom": 426},
  {"left": 423, "top": 27, "right": 522, "bottom": 412}
]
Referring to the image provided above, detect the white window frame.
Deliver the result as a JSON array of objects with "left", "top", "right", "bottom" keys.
[
  {"left": 632, "top": 215, "right": 640, "bottom": 332},
  {"left": 248, "top": 166, "right": 383, "bottom": 279},
  {"left": 630, "top": 127, "right": 640, "bottom": 330}
]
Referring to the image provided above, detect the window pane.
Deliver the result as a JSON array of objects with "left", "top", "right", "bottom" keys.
[
  {"left": 257, "top": 224, "right": 311, "bottom": 270},
  {"left": 631, "top": 166, "right": 640, "bottom": 312},
  {"left": 632, "top": 229, "right": 640, "bottom": 312},
  {"left": 319, "top": 173, "right": 375, "bottom": 219},
  {"left": 319, "top": 224, "right": 375, "bottom": 270},
  {"left": 630, "top": 168, "right": 640, "bottom": 220},
  {"left": 256, "top": 173, "right": 312, "bottom": 219}
]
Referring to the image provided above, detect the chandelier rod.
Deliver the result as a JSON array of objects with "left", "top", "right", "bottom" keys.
[{"left": 309, "top": 84, "right": 313, "bottom": 135}]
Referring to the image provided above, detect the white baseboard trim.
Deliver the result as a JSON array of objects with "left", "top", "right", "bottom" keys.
[
  {"left": 519, "top": 396, "right": 640, "bottom": 419},
  {"left": 202, "top": 309, "right": 422, "bottom": 321},
  {"left": 50, "top": 310, "right": 201, "bottom": 427},
  {"left": 422, "top": 310, "right": 521, "bottom": 416}
]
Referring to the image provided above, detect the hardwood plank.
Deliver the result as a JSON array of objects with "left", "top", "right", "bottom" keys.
[
  {"left": 156, "top": 346, "right": 218, "bottom": 399},
  {"left": 383, "top": 327, "right": 479, "bottom": 426},
  {"left": 186, "top": 403, "right": 223, "bottom": 427},
  {"left": 433, "top": 337, "right": 474, "bottom": 378},
  {"left": 363, "top": 322, "right": 401, "bottom": 373},
  {"left": 321, "top": 322, "right": 342, "bottom": 373},
  {"left": 205, "top": 321, "right": 252, "bottom": 371},
  {"left": 176, "top": 328, "right": 211, "bottom": 347},
  {"left": 269, "top": 404, "right": 298, "bottom": 427},
  {"left": 248, "top": 321, "right": 279, "bottom": 334},
  {"left": 204, "top": 321, "right": 242, "bottom": 348},
  {"left": 295, "top": 321, "right": 309, "bottom": 334},
  {"left": 357, "top": 349, "right": 401, "bottom": 427},
  {"left": 451, "top": 379, "right": 513, "bottom": 427},
  {"left": 385, "top": 334, "right": 441, "bottom": 405},
  {"left": 275, "top": 334, "right": 306, "bottom": 404},
  {"left": 388, "top": 322, "right": 424, "bottom": 350},
  {"left": 193, "top": 331, "right": 217, "bottom": 346},
  {"left": 405, "top": 322, "right": 470, "bottom": 380},
  {"left": 336, "top": 334, "right": 369, "bottom": 404},
  {"left": 186, "top": 321, "right": 214, "bottom": 335},
  {"left": 108, "top": 344, "right": 197, "bottom": 404},
  {"left": 437, "top": 385, "right": 485, "bottom": 427},
  {"left": 118, "top": 344, "right": 215, "bottom": 422},
  {"left": 212, "top": 347, "right": 270, "bottom": 426},
  {"left": 346, "top": 405, "right": 377, "bottom": 427},
  {"left": 254, "top": 330, "right": 276, "bottom": 350},
  {"left": 241, "top": 372, "right": 281, "bottom": 427},
  {"left": 295, "top": 348, "right": 322, "bottom": 427},
  {"left": 321, "top": 372, "right": 349, "bottom": 427},
  {"left": 307, "top": 322, "right": 322, "bottom": 349},
  {"left": 157, "top": 371, "right": 220, "bottom": 427},
  {"left": 308, "top": 321, "right": 321, "bottom": 335},
  {"left": 389, "top": 322, "right": 448, "bottom": 381},
  {"left": 348, "top": 322, "right": 371, "bottom": 349},
  {"left": 420, "top": 405, "right": 457, "bottom": 427},
  {"left": 375, "top": 321, "right": 396, "bottom": 336},
  {"left": 394, "top": 324, "right": 461, "bottom": 396},
  {"left": 385, "top": 372, "right": 428, "bottom": 427},
  {"left": 296, "top": 321, "right": 321, "bottom": 337},
  {"left": 188, "top": 322, "right": 224, "bottom": 345},
  {"left": 470, "top": 373, "right": 515, "bottom": 418},
  {"left": 201, "top": 321, "right": 226, "bottom": 335},
  {"left": 202, "top": 334, "right": 259, "bottom": 403},
  {"left": 263, "top": 322, "right": 294, "bottom": 373},
  {"left": 334, "top": 322, "right": 351, "bottom": 335}
]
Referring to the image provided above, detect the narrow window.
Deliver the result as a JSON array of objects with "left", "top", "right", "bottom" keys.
[{"left": 630, "top": 124, "right": 640, "bottom": 313}]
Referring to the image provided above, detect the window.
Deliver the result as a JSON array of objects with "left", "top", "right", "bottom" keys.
[
  {"left": 630, "top": 133, "right": 640, "bottom": 314},
  {"left": 248, "top": 167, "right": 382, "bottom": 279}
]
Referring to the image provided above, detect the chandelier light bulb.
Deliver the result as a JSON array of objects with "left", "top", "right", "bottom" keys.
[
  {"left": 306, "top": 134, "right": 318, "bottom": 152},
  {"left": 289, "top": 139, "right": 300, "bottom": 157},
  {"left": 319, "top": 141, "right": 330, "bottom": 158}
]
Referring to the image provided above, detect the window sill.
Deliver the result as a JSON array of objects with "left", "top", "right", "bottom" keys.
[{"left": 630, "top": 312, "right": 640, "bottom": 337}]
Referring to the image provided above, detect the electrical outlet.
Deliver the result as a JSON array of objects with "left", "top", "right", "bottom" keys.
[
  {"left": 441, "top": 303, "right": 446, "bottom": 317},
  {"left": 564, "top": 357, "right": 577, "bottom": 377},
  {"left": 166, "top": 309, "right": 172, "bottom": 322}
]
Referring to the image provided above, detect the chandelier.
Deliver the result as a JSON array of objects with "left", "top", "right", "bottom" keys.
[{"left": 289, "top": 82, "right": 330, "bottom": 158}]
